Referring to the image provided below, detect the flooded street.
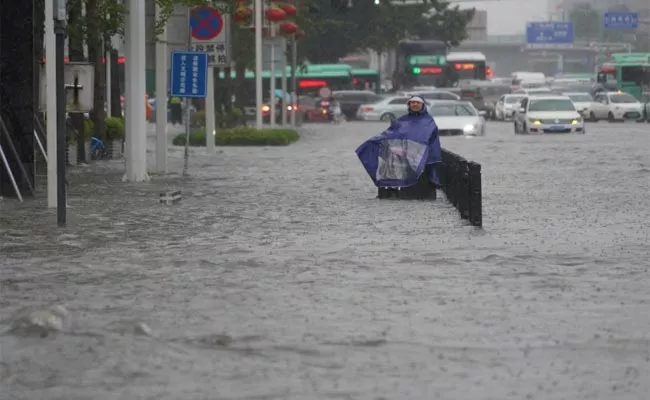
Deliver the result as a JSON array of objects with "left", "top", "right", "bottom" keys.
[{"left": 2, "top": 121, "right": 650, "bottom": 399}]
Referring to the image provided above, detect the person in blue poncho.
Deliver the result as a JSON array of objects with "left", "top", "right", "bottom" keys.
[{"left": 356, "top": 95, "right": 442, "bottom": 193}]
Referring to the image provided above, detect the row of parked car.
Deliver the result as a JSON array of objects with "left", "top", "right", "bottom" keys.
[{"left": 495, "top": 87, "right": 649, "bottom": 123}]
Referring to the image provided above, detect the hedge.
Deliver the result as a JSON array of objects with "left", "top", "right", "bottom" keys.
[
  {"left": 172, "top": 128, "right": 300, "bottom": 146},
  {"left": 104, "top": 116, "right": 125, "bottom": 140}
]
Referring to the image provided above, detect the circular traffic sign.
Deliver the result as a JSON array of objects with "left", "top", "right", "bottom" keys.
[
  {"left": 318, "top": 87, "right": 331, "bottom": 98},
  {"left": 190, "top": 6, "right": 223, "bottom": 40}
]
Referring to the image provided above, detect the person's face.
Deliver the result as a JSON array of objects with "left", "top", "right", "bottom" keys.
[{"left": 408, "top": 100, "right": 423, "bottom": 112}]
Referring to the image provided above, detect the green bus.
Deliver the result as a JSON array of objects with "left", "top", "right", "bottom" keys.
[
  {"left": 217, "top": 64, "right": 354, "bottom": 97},
  {"left": 597, "top": 53, "right": 650, "bottom": 99},
  {"left": 350, "top": 68, "right": 381, "bottom": 93}
]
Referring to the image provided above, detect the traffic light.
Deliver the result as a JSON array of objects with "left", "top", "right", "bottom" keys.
[{"left": 412, "top": 67, "right": 421, "bottom": 74}]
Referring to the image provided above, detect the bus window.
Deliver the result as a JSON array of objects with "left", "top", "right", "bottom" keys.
[
  {"left": 621, "top": 65, "right": 649, "bottom": 84},
  {"left": 452, "top": 62, "right": 486, "bottom": 80}
]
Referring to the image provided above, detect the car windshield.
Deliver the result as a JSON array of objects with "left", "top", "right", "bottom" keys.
[
  {"left": 567, "top": 94, "right": 592, "bottom": 102},
  {"left": 528, "top": 99, "right": 576, "bottom": 112},
  {"left": 430, "top": 103, "right": 476, "bottom": 116},
  {"left": 610, "top": 94, "right": 637, "bottom": 103},
  {"left": 505, "top": 96, "right": 523, "bottom": 104}
]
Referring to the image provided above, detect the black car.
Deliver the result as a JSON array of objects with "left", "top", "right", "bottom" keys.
[{"left": 332, "top": 90, "right": 384, "bottom": 120}]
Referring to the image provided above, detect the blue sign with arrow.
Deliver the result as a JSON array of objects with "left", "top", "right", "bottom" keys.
[{"left": 604, "top": 12, "right": 638, "bottom": 29}]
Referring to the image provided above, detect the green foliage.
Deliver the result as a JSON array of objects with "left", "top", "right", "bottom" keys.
[
  {"left": 299, "top": 0, "right": 477, "bottom": 62},
  {"left": 172, "top": 128, "right": 300, "bottom": 146},
  {"left": 410, "top": 4, "right": 476, "bottom": 48},
  {"left": 569, "top": 3, "right": 602, "bottom": 40},
  {"left": 569, "top": 2, "right": 640, "bottom": 44},
  {"left": 82, "top": 116, "right": 124, "bottom": 140},
  {"left": 191, "top": 110, "right": 206, "bottom": 127},
  {"left": 216, "top": 107, "right": 245, "bottom": 128},
  {"left": 84, "top": 118, "right": 95, "bottom": 140},
  {"left": 104, "top": 116, "right": 125, "bottom": 140}
]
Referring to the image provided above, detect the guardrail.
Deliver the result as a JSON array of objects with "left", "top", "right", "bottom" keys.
[
  {"left": 375, "top": 148, "right": 483, "bottom": 227},
  {"left": 438, "top": 149, "right": 482, "bottom": 227}
]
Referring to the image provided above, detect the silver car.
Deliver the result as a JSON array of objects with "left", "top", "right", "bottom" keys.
[
  {"left": 401, "top": 90, "right": 461, "bottom": 101},
  {"left": 495, "top": 94, "right": 525, "bottom": 120},
  {"left": 429, "top": 100, "right": 487, "bottom": 136},
  {"left": 357, "top": 95, "right": 429, "bottom": 121}
]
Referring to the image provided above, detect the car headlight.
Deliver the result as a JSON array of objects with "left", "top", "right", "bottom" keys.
[
  {"left": 571, "top": 119, "right": 581, "bottom": 124},
  {"left": 529, "top": 119, "right": 541, "bottom": 125},
  {"left": 463, "top": 124, "right": 478, "bottom": 132}
]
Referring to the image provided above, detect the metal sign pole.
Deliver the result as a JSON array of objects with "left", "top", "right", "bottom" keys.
[
  {"left": 54, "top": 0, "right": 68, "bottom": 226},
  {"left": 254, "top": 0, "right": 263, "bottom": 129},
  {"left": 183, "top": 8, "right": 192, "bottom": 177},
  {"left": 291, "top": 37, "right": 297, "bottom": 127}
]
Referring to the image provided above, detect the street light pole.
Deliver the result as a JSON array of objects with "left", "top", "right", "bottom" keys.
[{"left": 53, "top": 0, "right": 67, "bottom": 227}]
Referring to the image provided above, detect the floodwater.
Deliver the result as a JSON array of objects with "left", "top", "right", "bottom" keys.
[{"left": 1, "top": 121, "right": 650, "bottom": 399}]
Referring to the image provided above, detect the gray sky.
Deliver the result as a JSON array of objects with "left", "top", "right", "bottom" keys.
[{"left": 455, "top": 0, "right": 551, "bottom": 35}]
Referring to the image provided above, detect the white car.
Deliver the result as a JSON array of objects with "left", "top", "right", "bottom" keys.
[
  {"left": 495, "top": 94, "right": 525, "bottom": 120},
  {"left": 588, "top": 91, "right": 644, "bottom": 121},
  {"left": 512, "top": 87, "right": 553, "bottom": 95},
  {"left": 428, "top": 100, "right": 486, "bottom": 136},
  {"left": 357, "top": 96, "right": 429, "bottom": 121},
  {"left": 513, "top": 95, "right": 585, "bottom": 134},
  {"left": 562, "top": 92, "right": 593, "bottom": 116}
]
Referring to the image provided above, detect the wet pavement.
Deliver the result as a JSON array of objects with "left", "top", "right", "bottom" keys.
[{"left": 1, "top": 120, "right": 650, "bottom": 399}]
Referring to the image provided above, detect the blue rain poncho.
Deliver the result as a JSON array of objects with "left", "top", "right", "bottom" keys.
[{"left": 355, "top": 101, "right": 441, "bottom": 188}]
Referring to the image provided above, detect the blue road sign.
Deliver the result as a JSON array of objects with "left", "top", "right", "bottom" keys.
[
  {"left": 170, "top": 51, "right": 208, "bottom": 98},
  {"left": 604, "top": 12, "right": 638, "bottom": 29},
  {"left": 190, "top": 6, "right": 223, "bottom": 40},
  {"left": 526, "top": 22, "right": 574, "bottom": 45}
]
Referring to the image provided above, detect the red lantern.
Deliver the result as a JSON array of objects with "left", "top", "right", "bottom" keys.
[
  {"left": 279, "top": 22, "right": 298, "bottom": 34},
  {"left": 280, "top": 3, "right": 297, "bottom": 16},
  {"left": 233, "top": 7, "right": 252, "bottom": 22},
  {"left": 265, "top": 7, "right": 287, "bottom": 21},
  {"left": 294, "top": 29, "right": 305, "bottom": 39}
]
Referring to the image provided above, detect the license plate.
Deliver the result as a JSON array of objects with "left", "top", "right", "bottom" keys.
[
  {"left": 627, "top": 112, "right": 639, "bottom": 118},
  {"left": 549, "top": 125, "right": 564, "bottom": 130}
]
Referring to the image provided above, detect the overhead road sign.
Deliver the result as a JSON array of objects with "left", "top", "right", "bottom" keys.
[
  {"left": 526, "top": 22, "right": 574, "bottom": 45},
  {"left": 189, "top": 5, "right": 231, "bottom": 67},
  {"left": 170, "top": 51, "right": 208, "bottom": 98},
  {"left": 604, "top": 12, "right": 638, "bottom": 30}
]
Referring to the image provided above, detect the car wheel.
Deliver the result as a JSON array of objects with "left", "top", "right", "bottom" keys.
[
  {"left": 380, "top": 113, "right": 395, "bottom": 122},
  {"left": 589, "top": 111, "right": 597, "bottom": 122}
]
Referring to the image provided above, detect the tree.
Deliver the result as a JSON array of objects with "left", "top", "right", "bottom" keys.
[
  {"left": 298, "top": 0, "right": 476, "bottom": 63},
  {"left": 358, "top": 0, "right": 425, "bottom": 55},
  {"left": 409, "top": 1, "right": 475, "bottom": 48},
  {"left": 569, "top": 3, "right": 602, "bottom": 41}
]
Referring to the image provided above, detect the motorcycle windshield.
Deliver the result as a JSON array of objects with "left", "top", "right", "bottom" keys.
[{"left": 376, "top": 139, "right": 427, "bottom": 183}]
